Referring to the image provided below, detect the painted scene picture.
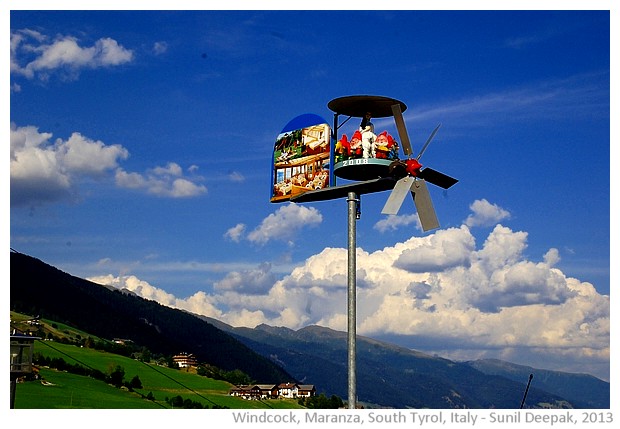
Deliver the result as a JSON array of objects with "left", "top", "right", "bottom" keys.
[{"left": 271, "top": 114, "right": 331, "bottom": 202}]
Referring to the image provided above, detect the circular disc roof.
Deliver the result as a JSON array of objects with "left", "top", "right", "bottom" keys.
[{"left": 327, "top": 95, "right": 407, "bottom": 118}]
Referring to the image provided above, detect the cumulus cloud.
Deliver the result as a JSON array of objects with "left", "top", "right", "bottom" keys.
[
  {"left": 394, "top": 226, "right": 475, "bottom": 272},
  {"left": 374, "top": 214, "right": 421, "bottom": 232},
  {"left": 543, "top": 248, "right": 561, "bottom": 266},
  {"left": 88, "top": 274, "right": 223, "bottom": 320},
  {"left": 59, "top": 133, "right": 130, "bottom": 175},
  {"left": 92, "top": 219, "right": 609, "bottom": 379},
  {"left": 224, "top": 223, "right": 247, "bottom": 242},
  {"left": 464, "top": 198, "right": 511, "bottom": 227},
  {"left": 10, "top": 123, "right": 207, "bottom": 206},
  {"left": 377, "top": 199, "right": 511, "bottom": 233},
  {"left": 11, "top": 29, "right": 133, "bottom": 80},
  {"left": 10, "top": 123, "right": 129, "bottom": 206},
  {"left": 115, "top": 162, "right": 207, "bottom": 198},
  {"left": 213, "top": 262, "right": 276, "bottom": 295},
  {"left": 245, "top": 203, "right": 323, "bottom": 245}
]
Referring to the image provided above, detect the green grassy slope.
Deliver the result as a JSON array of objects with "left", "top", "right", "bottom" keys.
[
  {"left": 11, "top": 311, "right": 302, "bottom": 409},
  {"left": 16, "top": 341, "right": 302, "bottom": 409},
  {"left": 15, "top": 368, "right": 162, "bottom": 409}
]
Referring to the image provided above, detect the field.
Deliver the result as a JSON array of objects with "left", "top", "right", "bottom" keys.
[
  {"left": 14, "top": 368, "right": 163, "bottom": 409},
  {"left": 11, "top": 313, "right": 302, "bottom": 409}
]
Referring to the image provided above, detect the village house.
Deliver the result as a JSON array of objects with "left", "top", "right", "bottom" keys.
[
  {"left": 25, "top": 318, "right": 41, "bottom": 327},
  {"left": 230, "top": 382, "right": 316, "bottom": 400},
  {"left": 277, "top": 382, "right": 298, "bottom": 398},
  {"left": 278, "top": 382, "right": 316, "bottom": 398},
  {"left": 297, "top": 384, "right": 317, "bottom": 398},
  {"left": 229, "top": 384, "right": 278, "bottom": 399},
  {"left": 172, "top": 352, "right": 198, "bottom": 368}
]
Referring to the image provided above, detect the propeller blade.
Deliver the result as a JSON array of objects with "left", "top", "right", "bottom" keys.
[
  {"left": 416, "top": 123, "right": 442, "bottom": 161},
  {"left": 418, "top": 168, "right": 458, "bottom": 189},
  {"left": 381, "top": 176, "right": 414, "bottom": 215},
  {"left": 391, "top": 103, "right": 413, "bottom": 157},
  {"left": 410, "top": 179, "right": 440, "bottom": 231}
]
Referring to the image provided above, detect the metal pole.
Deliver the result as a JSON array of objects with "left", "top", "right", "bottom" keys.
[
  {"left": 347, "top": 192, "right": 358, "bottom": 409},
  {"left": 10, "top": 376, "right": 17, "bottom": 409},
  {"left": 520, "top": 373, "right": 534, "bottom": 409}
]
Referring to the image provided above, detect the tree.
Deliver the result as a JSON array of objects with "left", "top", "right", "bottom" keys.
[
  {"left": 139, "top": 346, "right": 152, "bottom": 363},
  {"left": 108, "top": 365, "right": 125, "bottom": 387},
  {"left": 224, "top": 369, "right": 252, "bottom": 385},
  {"left": 129, "top": 375, "right": 143, "bottom": 389},
  {"left": 166, "top": 356, "right": 178, "bottom": 369},
  {"left": 299, "top": 393, "right": 344, "bottom": 409},
  {"left": 84, "top": 336, "right": 95, "bottom": 349},
  {"left": 168, "top": 395, "right": 183, "bottom": 408}
]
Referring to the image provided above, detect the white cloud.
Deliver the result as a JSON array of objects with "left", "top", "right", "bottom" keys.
[
  {"left": 152, "top": 163, "right": 183, "bottom": 177},
  {"left": 11, "top": 30, "right": 133, "bottom": 80},
  {"left": 224, "top": 223, "right": 246, "bottom": 242},
  {"left": 213, "top": 262, "right": 276, "bottom": 295},
  {"left": 246, "top": 203, "right": 323, "bottom": 245},
  {"left": 92, "top": 218, "right": 609, "bottom": 380},
  {"left": 375, "top": 199, "right": 510, "bottom": 233},
  {"left": 374, "top": 214, "right": 421, "bottom": 232},
  {"left": 11, "top": 123, "right": 207, "bottom": 205},
  {"left": 115, "top": 162, "right": 207, "bottom": 198},
  {"left": 89, "top": 274, "right": 223, "bottom": 320},
  {"left": 58, "top": 132, "right": 129, "bottom": 175},
  {"left": 464, "top": 198, "right": 511, "bottom": 227},
  {"left": 475, "top": 224, "right": 528, "bottom": 272},
  {"left": 394, "top": 226, "right": 475, "bottom": 272},
  {"left": 10, "top": 123, "right": 128, "bottom": 206},
  {"left": 169, "top": 178, "right": 206, "bottom": 197},
  {"left": 543, "top": 248, "right": 561, "bottom": 266}
]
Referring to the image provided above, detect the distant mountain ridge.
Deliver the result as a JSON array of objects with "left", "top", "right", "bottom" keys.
[
  {"left": 10, "top": 251, "right": 609, "bottom": 408},
  {"left": 465, "top": 359, "right": 609, "bottom": 408},
  {"left": 202, "top": 317, "right": 609, "bottom": 408}
]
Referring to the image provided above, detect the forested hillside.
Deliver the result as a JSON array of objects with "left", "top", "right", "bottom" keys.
[{"left": 10, "top": 250, "right": 292, "bottom": 384}]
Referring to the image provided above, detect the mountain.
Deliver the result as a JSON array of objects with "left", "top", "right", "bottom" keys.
[
  {"left": 465, "top": 359, "right": 609, "bottom": 408},
  {"left": 9, "top": 250, "right": 292, "bottom": 384},
  {"left": 10, "top": 251, "right": 609, "bottom": 408},
  {"left": 202, "top": 318, "right": 606, "bottom": 408}
]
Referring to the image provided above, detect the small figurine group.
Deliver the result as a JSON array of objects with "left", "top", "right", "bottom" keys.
[{"left": 335, "top": 112, "right": 399, "bottom": 163}]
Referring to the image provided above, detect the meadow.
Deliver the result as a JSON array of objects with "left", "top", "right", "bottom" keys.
[{"left": 13, "top": 317, "right": 302, "bottom": 409}]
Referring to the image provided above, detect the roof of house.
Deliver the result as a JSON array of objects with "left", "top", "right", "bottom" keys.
[
  {"left": 256, "top": 384, "right": 277, "bottom": 390},
  {"left": 278, "top": 382, "right": 298, "bottom": 389}
]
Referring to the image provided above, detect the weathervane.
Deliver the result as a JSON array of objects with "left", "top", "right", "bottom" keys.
[{"left": 270, "top": 95, "right": 458, "bottom": 409}]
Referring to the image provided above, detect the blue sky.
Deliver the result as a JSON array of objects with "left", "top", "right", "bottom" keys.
[{"left": 8, "top": 5, "right": 614, "bottom": 382}]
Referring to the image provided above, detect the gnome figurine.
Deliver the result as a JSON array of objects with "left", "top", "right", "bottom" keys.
[
  {"left": 375, "top": 130, "right": 396, "bottom": 159},
  {"left": 349, "top": 130, "right": 363, "bottom": 158},
  {"left": 336, "top": 134, "right": 351, "bottom": 161}
]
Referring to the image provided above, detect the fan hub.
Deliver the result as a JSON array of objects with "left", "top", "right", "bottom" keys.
[{"left": 405, "top": 159, "right": 423, "bottom": 177}]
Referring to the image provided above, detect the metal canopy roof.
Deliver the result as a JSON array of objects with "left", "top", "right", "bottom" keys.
[{"left": 327, "top": 95, "right": 407, "bottom": 118}]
